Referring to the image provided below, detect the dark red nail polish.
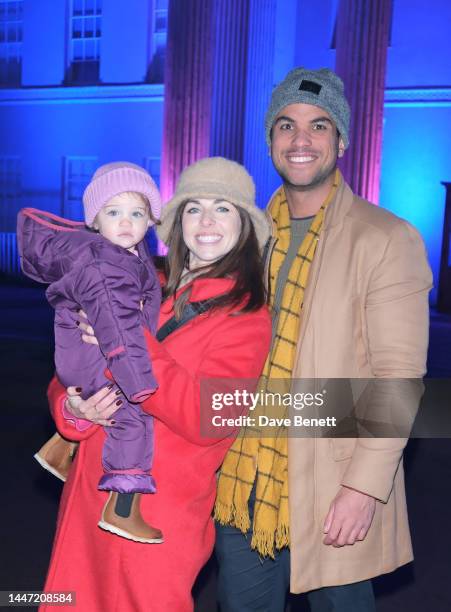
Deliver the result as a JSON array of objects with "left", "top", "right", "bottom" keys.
[
  {"left": 110, "top": 420, "right": 116, "bottom": 425},
  {"left": 107, "top": 383, "right": 114, "bottom": 390},
  {"left": 75, "top": 387, "right": 82, "bottom": 393},
  {"left": 115, "top": 400, "right": 122, "bottom": 406},
  {"left": 115, "top": 389, "right": 122, "bottom": 396}
]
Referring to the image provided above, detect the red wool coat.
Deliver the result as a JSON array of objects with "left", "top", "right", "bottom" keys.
[{"left": 41, "top": 278, "right": 271, "bottom": 612}]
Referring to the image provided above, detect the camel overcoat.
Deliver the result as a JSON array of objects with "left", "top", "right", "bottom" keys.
[{"left": 267, "top": 178, "right": 433, "bottom": 593}]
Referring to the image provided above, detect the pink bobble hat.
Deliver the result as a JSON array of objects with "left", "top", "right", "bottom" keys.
[{"left": 83, "top": 161, "right": 161, "bottom": 226}]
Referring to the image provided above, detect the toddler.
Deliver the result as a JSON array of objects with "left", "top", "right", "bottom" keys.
[{"left": 17, "top": 162, "right": 163, "bottom": 544}]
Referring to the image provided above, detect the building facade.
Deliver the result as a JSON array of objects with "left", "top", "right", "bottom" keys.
[
  {"left": 1, "top": 0, "right": 450, "bottom": 305},
  {"left": 0, "top": 0, "right": 167, "bottom": 272}
]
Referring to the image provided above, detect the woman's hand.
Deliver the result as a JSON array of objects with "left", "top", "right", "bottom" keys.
[
  {"left": 65, "top": 385, "right": 122, "bottom": 427},
  {"left": 77, "top": 309, "right": 99, "bottom": 346}
]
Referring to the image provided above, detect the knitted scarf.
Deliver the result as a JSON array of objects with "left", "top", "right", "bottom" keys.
[{"left": 214, "top": 171, "right": 340, "bottom": 557}]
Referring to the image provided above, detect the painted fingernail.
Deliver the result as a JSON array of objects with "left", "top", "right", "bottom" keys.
[
  {"left": 110, "top": 420, "right": 116, "bottom": 425},
  {"left": 75, "top": 321, "right": 80, "bottom": 326},
  {"left": 115, "top": 400, "right": 122, "bottom": 406},
  {"left": 75, "top": 387, "right": 82, "bottom": 393},
  {"left": 115, "top": 389, "right": 122, "bottom": 396},
  {"left": 107, "top": 383, "right": 114, "bottom": 390}
]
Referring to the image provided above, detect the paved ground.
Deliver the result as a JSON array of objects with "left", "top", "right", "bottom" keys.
[{"left": 1, "top": 280, "right": 450, "bottom": 611}]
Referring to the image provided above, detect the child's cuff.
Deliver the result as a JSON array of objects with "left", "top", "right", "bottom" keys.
[{"left": 61, "top": 399, "right": 93, "bottom": 432}]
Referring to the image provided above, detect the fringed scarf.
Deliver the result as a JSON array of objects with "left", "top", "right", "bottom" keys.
[{"left": 214, "top": 171, "right": 339, "bottom": 556}]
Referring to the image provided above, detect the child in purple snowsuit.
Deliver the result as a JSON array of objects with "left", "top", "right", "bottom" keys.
[{"left": 17, "top": 162, "right": 164, "bottom": 544}]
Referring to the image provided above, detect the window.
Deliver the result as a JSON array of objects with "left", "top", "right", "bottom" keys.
[
  {"left": 0, "top": 155, "right": 21, "bottom": 274},
  {"left": 0, "top": 155, "right": 21, "bottom": 231},
  {"left": 66, "top": 0, "right": 102, "bottom": 85},
  {"left": 0, "top": 231, "right": 19, "bottom": 274},
  {"left": 147, "top": 0, "right": 168, "bottom": 83},
  {"left": 0, "top": 0, "right": 23, "bottom": 87},
  {"left": 62, "top": 156, "right": 97, "bottom": 221}
]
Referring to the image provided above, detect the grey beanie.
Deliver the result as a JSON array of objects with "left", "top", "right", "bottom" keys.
[
  {"left": 265, "top": 67, "right": 350, "bottom": 148},
  {"left": 156, "top": 157, "right": 271, "bottom": 250}
]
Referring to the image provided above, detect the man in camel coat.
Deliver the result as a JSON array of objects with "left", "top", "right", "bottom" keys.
[{"left": 215, "top": 67, "right": 432, "bottom": 611}]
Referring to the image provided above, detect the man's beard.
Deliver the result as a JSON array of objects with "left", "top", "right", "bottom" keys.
[
  {"left": 275, "top": 142, "right": 340, "bottom": 192},
  {"left": 281, "top": 162, "right": 337, "bottom": 191}
]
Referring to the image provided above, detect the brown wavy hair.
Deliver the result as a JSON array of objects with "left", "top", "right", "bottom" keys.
[{"left": 163, "top": 202, "right": 266, "bottom": 318}]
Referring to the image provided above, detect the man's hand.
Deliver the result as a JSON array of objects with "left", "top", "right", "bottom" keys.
[{"left": 323, "top": 486, "right": 376, "bottom": 547}]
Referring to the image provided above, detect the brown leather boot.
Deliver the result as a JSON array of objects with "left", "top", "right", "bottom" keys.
[
  {"left": 34, "top": 432, "right": 78, "bottom": 482},
  {"left": 98, "top": 492, "right": 164, "bottom": 544}
]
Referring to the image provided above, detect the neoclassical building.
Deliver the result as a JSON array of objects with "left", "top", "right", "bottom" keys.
[{"left": 1, "top": 0, "right": 450, "bottom": 305}]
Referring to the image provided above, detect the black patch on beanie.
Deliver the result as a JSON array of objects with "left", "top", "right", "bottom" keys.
[{"left": 299, "top": 80, "right": 322, "bottom": 95}]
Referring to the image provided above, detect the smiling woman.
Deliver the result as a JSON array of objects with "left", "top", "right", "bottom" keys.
[
  {"left": 159, "top": 156, "right": 271, "bottom": 318},
  {"left": 39, "top": 156, "right": 272, "bottom": 612},
  {"left": 181, "top": 197, "right": 242, "bottom": 268}
]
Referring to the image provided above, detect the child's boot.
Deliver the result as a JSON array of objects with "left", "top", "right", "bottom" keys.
[
  {"left": 34, "top": 432, "right": 78, "bottom": 482},
  {"left": 98, "top": 492, "right": 163, "bottom": 544}
]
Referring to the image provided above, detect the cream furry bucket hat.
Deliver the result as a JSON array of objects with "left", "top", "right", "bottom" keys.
[{"left": 156, "top": 157, "right": 271, "bottom": 250}]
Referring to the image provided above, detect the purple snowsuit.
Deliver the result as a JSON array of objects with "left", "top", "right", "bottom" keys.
[{"left": 17, "top": 208, "right": 161, "bottom": 494}]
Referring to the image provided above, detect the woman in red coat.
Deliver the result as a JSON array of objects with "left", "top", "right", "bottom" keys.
[{"left": 41, "top": 157, "right": 272, "bottom": 611}]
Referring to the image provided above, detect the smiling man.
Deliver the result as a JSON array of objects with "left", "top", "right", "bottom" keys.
[
  {"left": 271, "top": 104, "right": 342, "bottom": 198},
  {"left": 215, "top": 68, "right": 432, "bottom": 611}
]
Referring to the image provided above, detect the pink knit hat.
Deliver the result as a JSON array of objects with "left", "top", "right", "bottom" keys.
[{"left": 83, "top": 161, "right": 161, "bottom": 226}]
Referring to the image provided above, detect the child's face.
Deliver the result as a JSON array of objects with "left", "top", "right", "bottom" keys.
[{"left": 93, "top": 192, "right": 153, "bottom": 252}]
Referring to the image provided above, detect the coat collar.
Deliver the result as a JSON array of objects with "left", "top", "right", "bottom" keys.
[
  {"left": 160, "top": 277, "right": 236, "bottom": 314},
  {"left": 265, "top": 170, "right": 355, "bottom": 235},
  {"left": 322, "top": 173, "right": 355, "bottom": 232}
]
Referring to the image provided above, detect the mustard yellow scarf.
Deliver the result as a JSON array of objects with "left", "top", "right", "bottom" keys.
[{"left": 214, "top": 171, "right": 339, "bottom": 556}]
